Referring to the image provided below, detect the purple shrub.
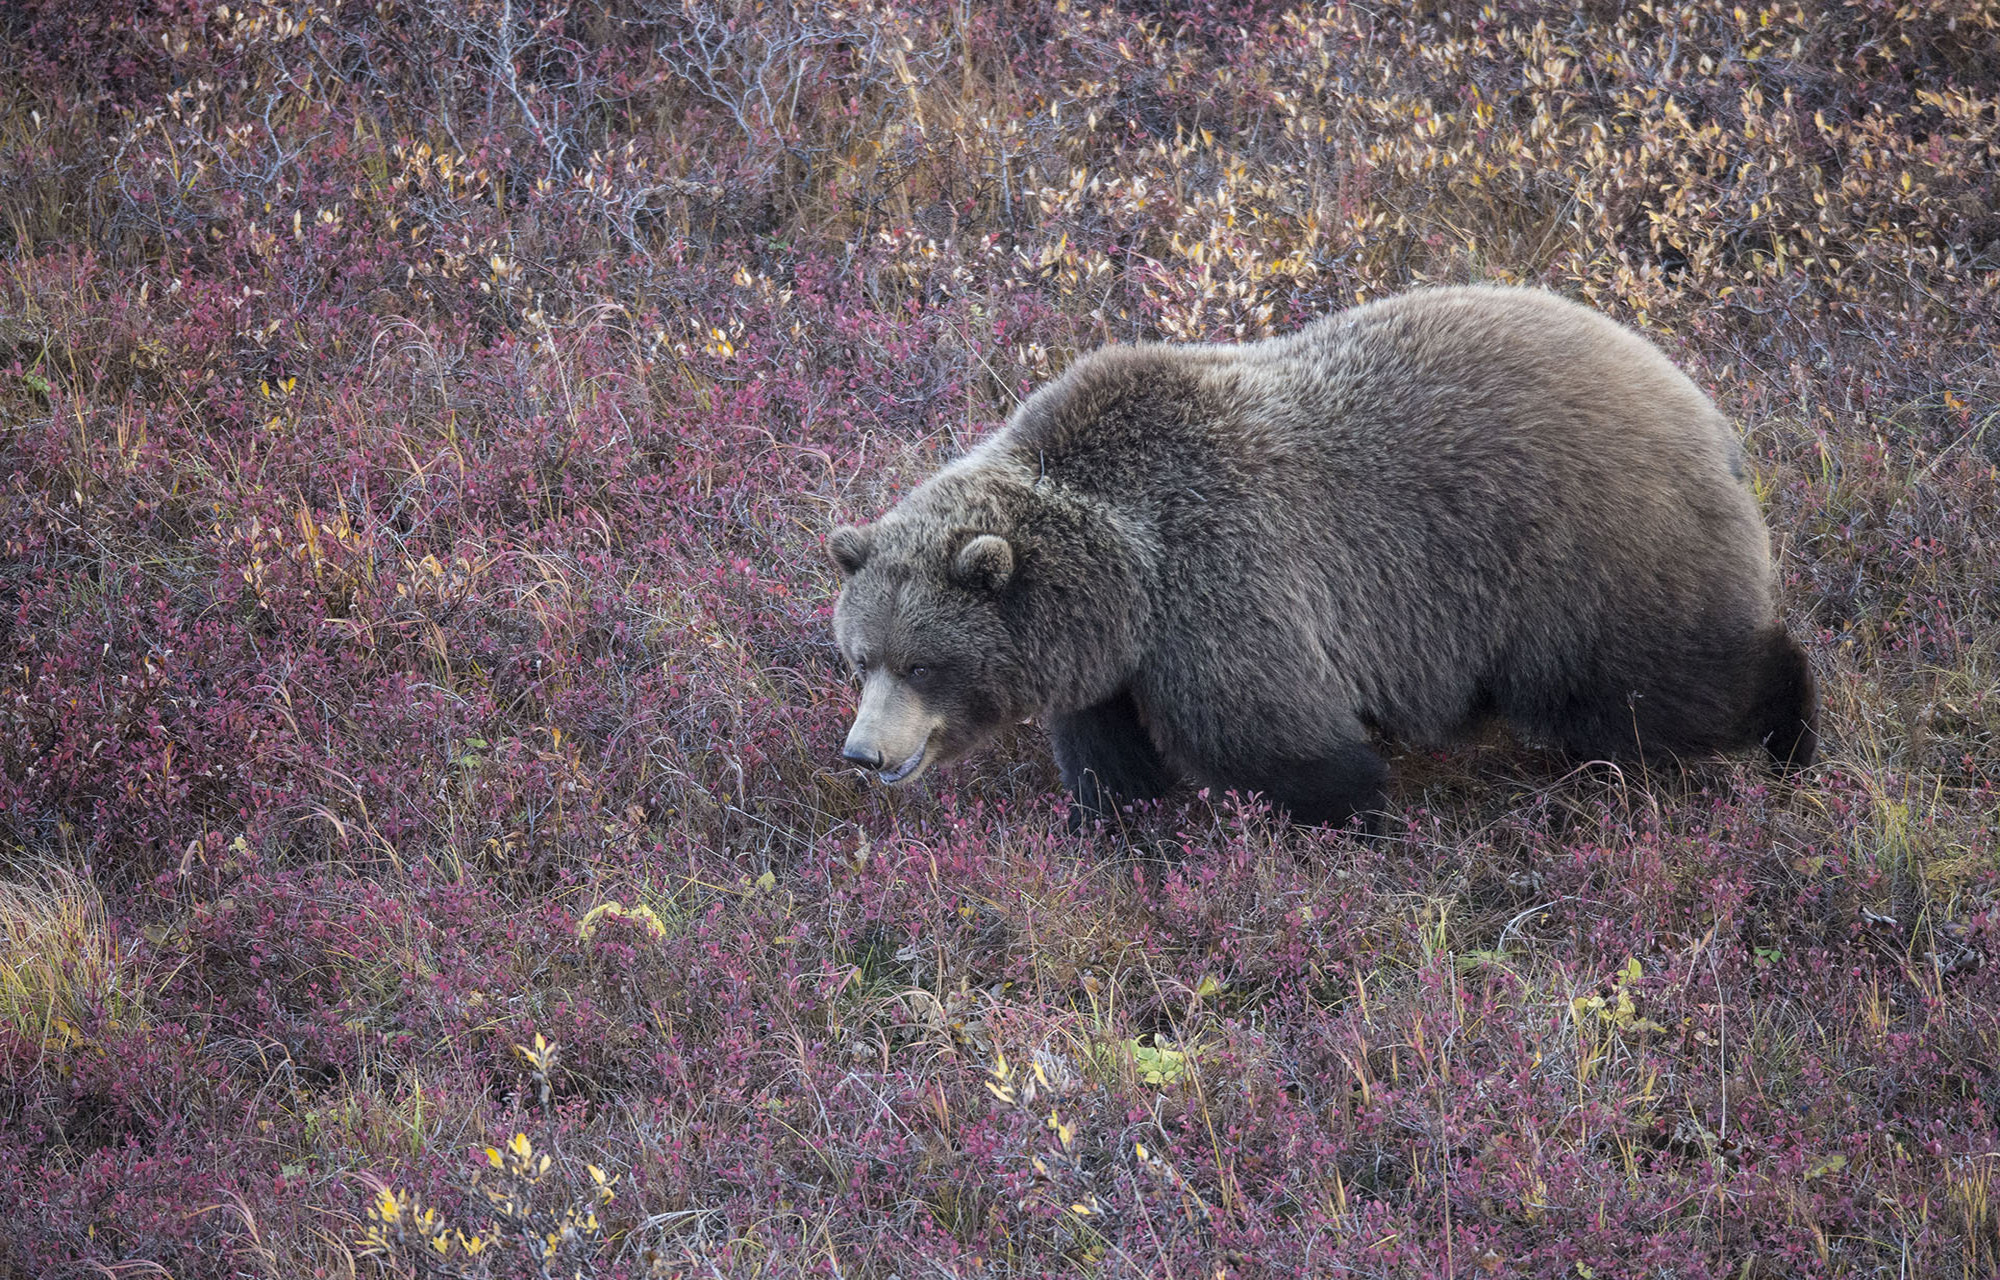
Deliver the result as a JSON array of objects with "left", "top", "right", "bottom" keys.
[{"left": 0, "top": 1, "right": 1995, "bottom": 1276}]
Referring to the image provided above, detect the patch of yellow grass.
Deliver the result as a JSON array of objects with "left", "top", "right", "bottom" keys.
[{"left": 0, "top": 866, "right": 145, "bottom": 1049}]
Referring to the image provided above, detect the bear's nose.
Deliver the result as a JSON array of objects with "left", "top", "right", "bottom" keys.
[{"left": 841, "top": 744, "right": 884, "bottom": 770}]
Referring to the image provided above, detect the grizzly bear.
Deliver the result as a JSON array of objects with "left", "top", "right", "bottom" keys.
[{"left": 828, "top": 284, "right": 1817, "bottom": 830}]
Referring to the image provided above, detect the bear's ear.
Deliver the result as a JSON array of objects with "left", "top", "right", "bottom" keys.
[
  {"left": 951, "top": 533, "right": 1015, "bottom": 592},
  {"left": 829, "top": 524, "right": 873, "bottom": 576}
]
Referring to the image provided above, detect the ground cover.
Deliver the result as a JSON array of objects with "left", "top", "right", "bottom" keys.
[{"left": 0, "top": 1, "right": 1995, "bottom": 1275}]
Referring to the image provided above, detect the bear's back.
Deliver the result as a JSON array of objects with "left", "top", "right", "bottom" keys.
[
  {"left": 985, "top": 285, "right": 1775, "bottom": 742},
  {"left": 1246, "top": 285, "right": 1743, "bottom": 479},
  {"left": 993, "top": 286, "right": 1745, "bottom": 509}
]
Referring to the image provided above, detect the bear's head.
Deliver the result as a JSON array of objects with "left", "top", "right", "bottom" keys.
[{"left": 828, "top": 467, "right": 1147, "bottom": 788}]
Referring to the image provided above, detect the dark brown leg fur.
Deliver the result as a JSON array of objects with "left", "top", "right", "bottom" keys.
[
  {"left": 1751, "top": 629, "right": 1818, "bottom": 769},
  {"left": 1532, "top": 626, "right": 1817, "bottom": 771},
  {"left": 1193, "top": 740, "right": 1389, "bottom": 834},
  {"left": 1051, "top": 687, "right": 1177, "bottom": 830}
]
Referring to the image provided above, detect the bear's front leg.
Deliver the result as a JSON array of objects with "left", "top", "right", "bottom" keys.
[{"left": 1049, "top": 687, "right": 1177, "bottom": 831}]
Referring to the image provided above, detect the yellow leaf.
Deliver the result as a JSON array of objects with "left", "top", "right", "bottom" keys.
[
  {"left": 1806, "top": 1153, "right": 1848, "bottom": 1179},
  {"left": 1048, "top": 1109, "right": 1076, "bottom": 1148}
]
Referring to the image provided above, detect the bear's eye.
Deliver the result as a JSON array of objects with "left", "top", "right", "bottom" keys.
[{"left": 906, "top": 664, "right": 933, "bottom": 684}]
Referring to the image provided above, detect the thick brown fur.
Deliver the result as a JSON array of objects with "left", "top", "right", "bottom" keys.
[{"left": 829, "top": 285, "right": 1818, "bottom": 829}]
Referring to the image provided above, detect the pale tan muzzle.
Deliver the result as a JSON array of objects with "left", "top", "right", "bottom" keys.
[{"left": 840, "top": 671, "right": 943, "bottom": 785}]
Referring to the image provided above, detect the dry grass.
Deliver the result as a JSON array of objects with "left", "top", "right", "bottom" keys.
[{"left": 0, "top": 1, "right": 1995, "bottom": 1276}]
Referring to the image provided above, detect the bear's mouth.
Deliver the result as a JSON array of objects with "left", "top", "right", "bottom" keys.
[{"left": 875, "top": 737, "right": 932, "bottom": 786}]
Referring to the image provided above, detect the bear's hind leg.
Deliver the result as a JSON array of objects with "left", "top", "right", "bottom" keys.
[
  {"left": 1749, "top": 628, "right": 1818, "bottom": 770},
  {"left": 1051, "top": 687, "right": 1177, "bottom": 828},
  {"left": 1543, "top": 626, "right": 1818, "bottom": 771}
]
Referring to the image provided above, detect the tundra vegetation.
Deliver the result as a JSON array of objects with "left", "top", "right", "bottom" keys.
[{"left": 0, "top": 1, "right": 1995, "bottom": 1277}]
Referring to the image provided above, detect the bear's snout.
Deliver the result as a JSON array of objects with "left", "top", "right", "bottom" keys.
[{"left": 840, "top": 671, "right": 944, "bottom": 786}]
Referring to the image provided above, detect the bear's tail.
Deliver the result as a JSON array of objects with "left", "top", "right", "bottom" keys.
[{"left": 1749, "top": 628, "right": 1818, "bottom": 770}]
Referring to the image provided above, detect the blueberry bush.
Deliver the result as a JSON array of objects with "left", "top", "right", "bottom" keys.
[{"left": 0, "top": 1, "right": 1995, "bottom": 1276}]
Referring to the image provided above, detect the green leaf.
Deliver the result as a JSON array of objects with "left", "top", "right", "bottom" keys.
[{"left": 1125, "top": 1038, "right": 1190, "bottom": 1085}]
